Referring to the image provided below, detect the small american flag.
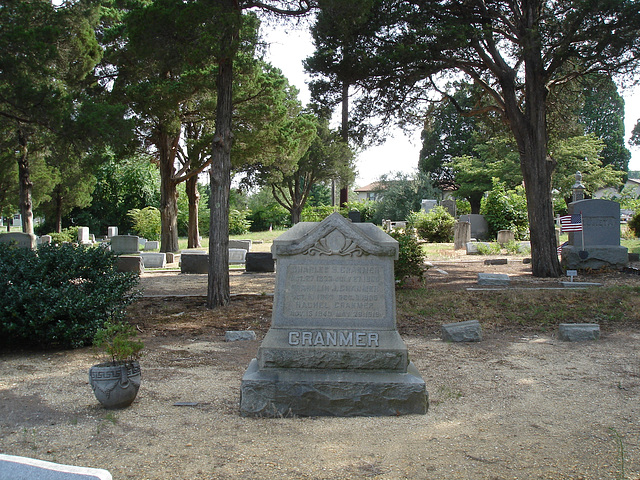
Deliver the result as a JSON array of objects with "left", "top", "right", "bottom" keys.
[
  {"left": 557, "top": 241, "right": 568, "bottom": 255},
  {"left": 560, "top": 213, "right": 583, "bottom": 232}
]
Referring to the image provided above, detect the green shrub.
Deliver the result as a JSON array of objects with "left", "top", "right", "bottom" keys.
[
  {"left": 229, "top": 209, "right": 251, "bottom": 235},
  {"left": 49, "top": 226, "right": 79, "bottom": 245},
  {"left": 302, "top": 205, "right": 337, "bottom": 222},
  {"left": 476, "top": 242, "right": 501, "bottom": 255},
  {"left": 480, "top": 179, "right": 529, "bottom": 239},
  {"left": 389, "top": 229, "right": 427, "bottom": 286},
  {"left": 413, "top": 206, "right": 455, "bottom": 243},
  {"left": 628, "top": 212, "right": 640, "bottom": 238},
  {"left": 340, "top": 200, "right": 377, "bottom": 223},
  {"left": 127, "top": 206, "right": 160, "bottom": 240},
  {"left": 0, "top": 243, "right": 140, "bottom": 349}
]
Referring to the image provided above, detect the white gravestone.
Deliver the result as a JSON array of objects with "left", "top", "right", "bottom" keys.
[{"left": 240, "top": 212, "right": 428, "bottom": 417}]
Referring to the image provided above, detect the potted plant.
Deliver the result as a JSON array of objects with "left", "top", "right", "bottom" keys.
[{"left": 89, "top": 321, "right": 144, "bottom": 409}]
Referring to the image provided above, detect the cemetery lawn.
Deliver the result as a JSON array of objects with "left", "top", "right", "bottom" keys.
[{"left": 2, "top": 254, "right": 640, "bottom": 479}]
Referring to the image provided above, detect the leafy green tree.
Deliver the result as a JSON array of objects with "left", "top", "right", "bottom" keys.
[
  {"left": 371, "top": 172, "right": 439, "bottom": 224},
  {"left": 0, "top": 0, "right": 101, "bottom": 234},
  {"left": 71, "top": 155, "right": 160, "bottom": 236},
  {"left": 579, "top": 75, "right": 631, "bottom": 173},
  {"left": 480, "top": 180, "right": 529, "bottom": 240},
  {"left": 261, "top": 116, "right": 354, "bottom": 224},
  {"left": 310, "top": 0, "right": 640, "bottom": 278}
]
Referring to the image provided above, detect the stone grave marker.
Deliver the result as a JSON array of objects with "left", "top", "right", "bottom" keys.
[
  {"left": 110, "top": 235, "right": 139, "bottom": 254},
  {"left": 0, "top": 454, "right": 112, "bottom": 480},
  {"left": 454, "top": 221, "right": 471, "bottom": 250},
  {"left": 180, "top": 251, "right": 208, "bottom": 274},
  {"left": 107, "top": 226, "right": 118, "bottom": 238},
  {"left": 40, "top": 234, "right": 52, "bottom": 245},
  {"left": 240, "top": 212, "right": 428, "bottom": 417},
  {"left": 496, "top": 230, "right": 514, "bottom": 246},
  {"left": 421, "top": 199, "right": 438, "bottom": 213},
  {"left": 140, "top": 252, "right": 166, "bottom": 268},
  {"left": 228, "top": 248, "right": 247, "bottom": 265},
  {"left": 561, "top": 199, "right": 627, "bottom": 269},
  {"left": 245, "top": 252, "right": 275, "bottom": 272},
  {"left": 229, "top": 239, "right": 252, "bottom": 251},
  {"left": 0, "top": 232, "right": 36, "bottom": 249},
  {"left": 77, "top": 227, "right": 90, "bottom": 244},
  {"left": 441, "top": 199, "right": 456, "bottom": 217},
  {"left": 459, "top": 214, "right": 489, "bottom": 240},
  {"left": 144, "top": 240, "right": 159, "bottom": 250}
]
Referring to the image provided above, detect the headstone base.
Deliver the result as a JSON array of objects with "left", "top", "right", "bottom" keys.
[
  {"left": 561, "top": 245, "right": 628, "bottom": 270},
  {"left": 240, "top": 359, "right": 428, "bottom": 417},
  {"left": 558, "top": 323, "right": 600, "bottom": 341}
]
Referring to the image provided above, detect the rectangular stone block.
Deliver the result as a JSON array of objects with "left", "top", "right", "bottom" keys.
[
  {"left": 558, "top": 323, "right": 600, "bottom": 341},
  {"left": 107, "top": 226, "right": 118, "bottom": 238},
  {"left": 245, "top": 252, "right": 275, "bottom": 272},
  {"left": 140, "top": 252, "right": 166, "bottom": 268},
  {"left": 0, "top": 232, "right": 37, "bottom": 249},
  {"left": 241, "top": 359, "right": 427, "bottom": 417},
  {"left": 144, "top": 240, "right": 159, "bottom": 250},
  {"left": 228, "top": 248, "right": 247, "bottom": 264},
  {"left": 229, "top": 239, "right": 252, "bottom": 251},
  {"left": 477, "top": 273, "right": 510, "bottom": 286},
  {"left": 180, "top": 252, "right": 208, "bottom": 274},
  {"left": 225, "top": 331, "right": 257, "bottom": 342},
  {"left": 77, "top": 227, "right": 90, "bottom": 244},
  {"left": 117, "top": 255, "right": 143, "bottom": 274},
  {"left": 0, "top": 454, "right": 112, "bottom": 480},
  {"left": 441, "top": 320, "right": 482, "bottom": 342},
  {"left": 110, "top": 235, "right": 139, "bottom": 254}
]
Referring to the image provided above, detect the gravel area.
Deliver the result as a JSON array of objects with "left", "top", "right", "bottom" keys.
[{"left": 1, "top": 257, "right": 640, "bottom": 479}]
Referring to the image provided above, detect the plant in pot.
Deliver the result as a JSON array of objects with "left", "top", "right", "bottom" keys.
[{"left": 89, "top": 321, "right": 144, "bottom": 409}]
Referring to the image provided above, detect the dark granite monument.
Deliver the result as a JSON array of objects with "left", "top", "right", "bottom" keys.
[
  {"left": 561, "top": 199, "right": 628, "bottom": 269},
  {"left": 240, "top": 213, "right": 428, "bottom": 417}
]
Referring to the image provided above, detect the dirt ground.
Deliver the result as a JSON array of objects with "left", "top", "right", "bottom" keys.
[{"left": 1, "top": 254, "right": 640, "bottom": 480}]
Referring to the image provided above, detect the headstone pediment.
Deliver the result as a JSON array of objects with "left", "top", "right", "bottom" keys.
[{"left": 272, "top": 212, "right": 398, "bottom": 259}]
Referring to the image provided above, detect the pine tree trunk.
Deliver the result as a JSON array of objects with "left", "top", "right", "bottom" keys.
[
  {"left": 207, "top": 44, "right": 234, "bottom": 308},
  {"left": 55, "top": 190, "right": 63, "bottom": 233},
  {"left": 158, "top": 130, "right": 179, "bottom": 253},
  {"left": 17, "top": 128, "right": 34, "bottom": 235},
  {"left": 186, "top": 175, "right": 201, "bottom": 248},
  {"left": 502, "top": 2, "right": 561, "bottom": 278}
]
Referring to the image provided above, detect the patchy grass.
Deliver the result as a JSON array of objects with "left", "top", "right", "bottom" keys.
[{"left": 396, "top": 285, "right": 640, "bottom": 336}]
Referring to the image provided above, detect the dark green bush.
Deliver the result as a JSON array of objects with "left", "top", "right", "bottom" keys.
[
  {"left": 389, "top": 230, "right": 427, "bottom": 286},
  {"left": 0, "top": 243, "right": 140, "bottom": 349},
  {"left": 480, "top": 179, "right": 529, "bottom": 239},
  {"left": 229, "top": 209, "right": 251, "bottom": 235},
  {"left": 411, "top": 206, "right": 455, "bottom": 243},
  {"left": 628, "top": 212, "right": 640, "bottom": 238}
]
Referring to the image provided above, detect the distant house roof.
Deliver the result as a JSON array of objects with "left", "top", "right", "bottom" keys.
[{"left": 354, "top": 182, "right": 384, "bottom": 192}]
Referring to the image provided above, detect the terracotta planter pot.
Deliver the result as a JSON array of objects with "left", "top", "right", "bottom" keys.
[{"left": 89, "top": 361, "right": 141, "bottom": 409}]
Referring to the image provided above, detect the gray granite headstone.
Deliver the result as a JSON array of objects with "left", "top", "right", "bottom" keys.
[
  {"left": 228, "top": 248, "right": 247, "bottom": 264},
  {"left": 110, "top": 235, "right": 139, "bottom": 254},
  {"left": 107, "top": 226, "right": 118, "bottom": 238},
  {"left": 441, "top": 199, "right": 456, "bottom": 217},
  {"left": 245, "top": 252, "right": 275, "bottom": 272},
  {"left": 477, "top": 273, "right": 510, "bottom": 286},
  {"left": 77, "top": 227, "right": 90, "bottom": 244},
  {"left": 421, "top": 199, "right": 438, "bottom": 213},
  {"left": 558, "top": 323, "right": 600, "bottom": 341},
  {"left": 229, "top": 239, "right": 252, "bottom": 251},
  {"left": 180, "top": 251, "right": 208, "bottom": 274},
  {"left": 144, "top": 240, "right": 159, "bottom": 250},
  {"left": 240, "top": 212, "right": 428, "bottom": 417},
  {"left": 459, "top": 214, "right": 489, "bottom": 240},
  {"left": 561, "top": 199, "right": 628, "bottom": 269},
  {"left": 140, "top": 252, "right": 166, "bottom": 268},
  {"left": 225, "top": 331, "right": 257, "bottom": 342},
  {"left": 0, "top": 232, "right": 36, "bottom": 249},
  {"left": 496, "top": 230, "right": 514, "bottom": 246},
  {"left": 454, "top": 222, "right": 471, "bottom": 250},
  {"left": 441, "top": 320, "right": 482, "bottom": 342},
  {"left": 0, "top": 454, "right": 112, "bottom": 480},
  {"left": 116, "top": 255, "right": 143, "bottom": 274}
]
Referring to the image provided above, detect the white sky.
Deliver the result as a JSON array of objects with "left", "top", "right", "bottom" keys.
[{"left": 261, "top": 23, "right": 640, "bottom": 188}]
